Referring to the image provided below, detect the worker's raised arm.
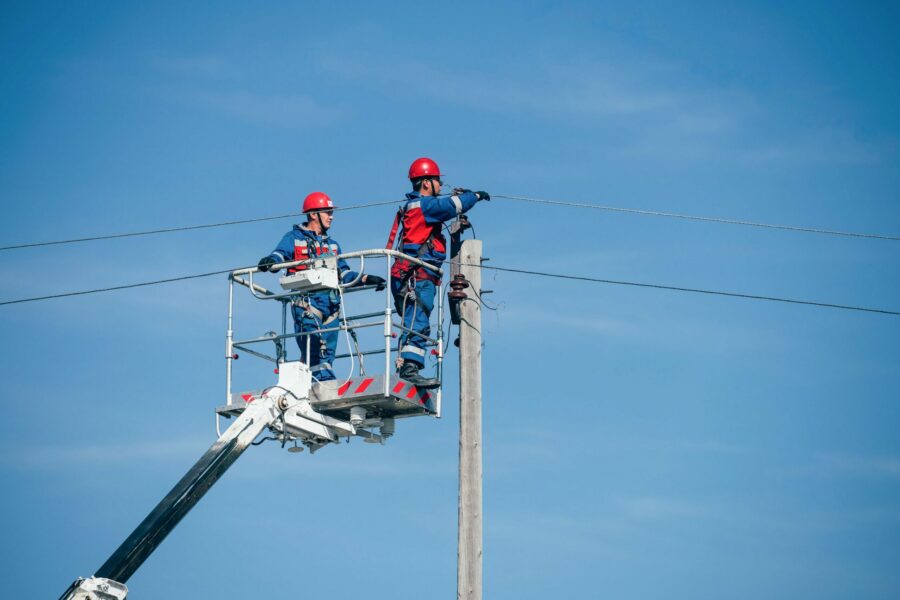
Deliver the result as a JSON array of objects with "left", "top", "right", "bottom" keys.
[{"left": 421, "top": 190, "right": 483, "bottom": 224}]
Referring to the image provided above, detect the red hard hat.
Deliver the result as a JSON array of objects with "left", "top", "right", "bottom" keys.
[
  {"left": 302, "top": 191, "right": 334, "bottom": 213},
  {"left": 408, "top": 157, "right": 441, "bottom": 180}
]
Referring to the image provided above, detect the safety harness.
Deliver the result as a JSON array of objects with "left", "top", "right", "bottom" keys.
[
  {"left": 293, "top": 230, "right": 341, "bottom": 358},
  {"left": 386, "top": 202, "right": 442, "bottom": 368},
  {"left": 386, "top": 203, "right": 441, "bottom": 290}
]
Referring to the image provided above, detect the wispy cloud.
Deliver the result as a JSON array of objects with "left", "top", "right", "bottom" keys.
[
  {"left": 166, "top": 87, "right": 345, "bottom": 130},
  {"left": 501, "top": 308, "right": 634, "bottom": 336},
  {"left": 150, "top": 55, "right": 239, "bottom": 79},
  {"left": 317, "top": 50, "right": 885, "bottom": 166},
  {"left": 1, "top": 435, "right": 456, "bottom": 479},
  {"left": 674, "top": 439, "right": 751, "bottom": 455},
  {"left": 488, "top": 509, "right": 626, "bottom": 561},
  {"left": 769, "top": 451, "right": 900, "bottom": 491},
  {"left": 817, "top": 452, "right": 900, "bottom": 479},
  {"left": 318, "top": 53, "right": 738, "bottom": 125},
  {"left": 150, "top": 54, "right": 346, "bottom": 129},
  {"left": 736, "top": 128, "right": 888, "bottom": 166},
  {"left": 495, "top": 300, "right": 785, "bottom": 355},
  {"left": 2, "top": 436, "right": 209, "bottom": 469},
  {"left": 227, "top": 450, "right": 456, "bottom": 482},
  {"left": 616, "top": 495, "right": 713, "bottom": 520}
]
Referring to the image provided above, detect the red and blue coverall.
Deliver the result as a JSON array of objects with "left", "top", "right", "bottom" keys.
[
  {"left": 265, "top": 225, "right": 361, "bottom": 381},
  {"left": 390, "top": 190, "right": 480, "bottom": 367}
]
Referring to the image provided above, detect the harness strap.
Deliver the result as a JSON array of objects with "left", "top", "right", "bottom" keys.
[
  {"left": 386, "top": 203, "right": 437, "bottom": 256},
  {"left": 388, "top": 200, "right": 441, "bottom": 288},
  {"left": 293, "top": 300, "right": 339, "bottom": 325},
  {"left": 385, "top": 208, "right": 403, "bottom": 249},
  {"left": 291, "top": 232, "right": 336, "bottom": 273}
]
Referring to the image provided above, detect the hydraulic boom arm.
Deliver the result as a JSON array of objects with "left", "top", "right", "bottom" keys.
[{"left": 59, "top": 397, "right": 282, "bottom": 599}]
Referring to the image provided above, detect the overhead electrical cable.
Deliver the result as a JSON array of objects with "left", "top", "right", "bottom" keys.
[
  {"left": 3, "top": 194, "right": 898, "bottom": 252},
  {"left": 0, "top": 199, "right": 403, "bottom": 251},
  {"left": 0, "top": 268, "right": 241, "bottom": 306},
  {"left": 2, "top": 261, "right": 897, "bottom": 317},
  {"left": 472, "top": 264, "right": 900, "bottom": 316},
  {"left": 494, "top": 194, "right": 900, "bottom": 241}
]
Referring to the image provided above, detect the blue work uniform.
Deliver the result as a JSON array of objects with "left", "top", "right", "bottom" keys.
[
  {"left": 265, "top": 225, "right": 361, "bottom": 381},
  {"left": 390, "top": 190, "right": 480, "bottom": 367}
]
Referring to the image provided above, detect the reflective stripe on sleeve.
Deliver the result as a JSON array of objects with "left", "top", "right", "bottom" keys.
[{"left": 451, "top": 195, "right": 463, "bottom": 215}]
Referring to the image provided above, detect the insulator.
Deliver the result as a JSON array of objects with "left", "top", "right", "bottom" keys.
[
  {"left": 349, "top": 406, "right": 366, "bottom": 427},
  {"left": 449, "top": 273, "right": 469, "bottom": 290},
  {"left": 448, "top": 273, "right": 469, "bottom": 300},
  {"left": 380, "top": 418, "right": 395, "bottom": 439}
]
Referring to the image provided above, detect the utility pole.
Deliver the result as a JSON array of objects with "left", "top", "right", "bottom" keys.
[{"left": 456, "top": 239, "right": 482, "bottom": 600}]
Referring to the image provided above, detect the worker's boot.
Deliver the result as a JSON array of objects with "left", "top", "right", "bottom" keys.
[{"left": 399, "top": 361, "right": 440, "bottom": 389}]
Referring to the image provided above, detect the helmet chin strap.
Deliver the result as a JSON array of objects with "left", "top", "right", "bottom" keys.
[{"left": 313, "top": 211, "right": 329, "bottom": 234}]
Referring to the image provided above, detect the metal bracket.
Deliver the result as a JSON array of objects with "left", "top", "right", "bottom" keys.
[
  {"left": 59, "top": 577, "right": 128, "bottom": 600},
  {"left": 449, "top": 214, "right": 471, "bottom": 281},
  {"left": 448, "top": 215, "right": 472, "bottom": 325},
  {"left": 279, "top": 256, "right": 340, "bottom": 292}
]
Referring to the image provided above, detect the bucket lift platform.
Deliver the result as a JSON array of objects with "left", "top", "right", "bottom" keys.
[
  {"left": 313, "top": 375, "right": 437, "bottom": 417},
  {"left": 217, "top": 375, "right": 436, "bottom": 425},
  {"left": 62, "top": 249, "right": 444, "bottom": 600},
  {"left": 219, "top": 248, "right": 444, "bottom": 440}
]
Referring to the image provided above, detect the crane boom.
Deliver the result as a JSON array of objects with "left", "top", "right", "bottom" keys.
[
  {"left": 60, "top": 397, "right": 281, "bottom": 599},
  {"left": 60, "top": 248, "right": 446, "bottom": 599}
]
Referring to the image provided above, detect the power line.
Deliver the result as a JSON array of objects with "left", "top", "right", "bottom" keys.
[
  {"left": 2, "top": 260, "right": 897, "bottom": 316},
  {"left": 475, "top": 264, "right": 900, "bottom": 316},
  {"left": 0, "top": 268, "right": 246, "bottom": 306},
  {"left": 0, "top": 199, "right": 402, "bottom": 252},
  {"left": 494, "top": 194, "right": 900, "bottom": 241},
  {"left": 3, "top": 193, "right": 898, "bottom": 253}
]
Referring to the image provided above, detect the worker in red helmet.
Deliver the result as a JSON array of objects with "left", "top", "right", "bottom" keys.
[
  {"left": 386, "top": 158, "right": 489, "bottom": 388},
  {"left": 258, "top": 192, "right": 386, "bottom": 381}
]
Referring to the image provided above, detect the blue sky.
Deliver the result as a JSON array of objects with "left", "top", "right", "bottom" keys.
[{"left": 1, "top": 2, "right": 899, "bottom": 598}]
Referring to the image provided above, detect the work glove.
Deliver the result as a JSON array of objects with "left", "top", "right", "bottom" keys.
[
  {"left": 365, "top": 274, "right": 387, "bottom": 291},
  {"left": 452, "top": 187, "right": 472, "bottom": 195},
  {"left": 475, "top": 191, "right": 490, "bottom": 201},
  {"left": 257, "top": 256, "right": 277, "bottom": 272}
]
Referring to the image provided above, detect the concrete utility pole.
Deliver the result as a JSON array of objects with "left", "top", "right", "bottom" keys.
[{"left": 457, "top": 239, "right": 483, "bottom": 600}]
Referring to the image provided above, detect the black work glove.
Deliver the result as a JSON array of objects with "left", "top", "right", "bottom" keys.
[
  {"left": 475, "top": 191, "right": 490, "bottom": 201},
  {"left": 257, "top": 256, "right": 277, "bottom": 272},
  {"left": 365, "top": 274, "right": 387, "bottom": 291}
]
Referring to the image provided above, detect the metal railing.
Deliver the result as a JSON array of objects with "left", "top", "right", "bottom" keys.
[{"left": 224, "top": 249, "right": 444, "bottom": 417}]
